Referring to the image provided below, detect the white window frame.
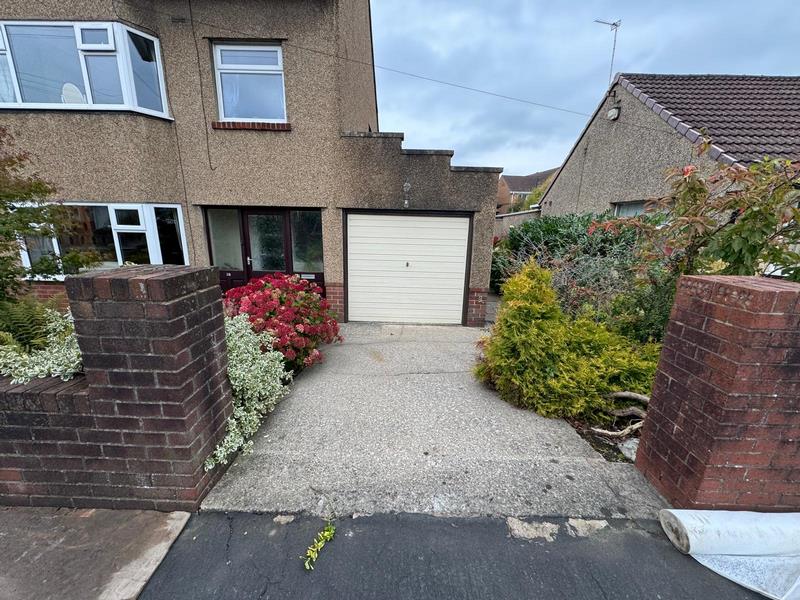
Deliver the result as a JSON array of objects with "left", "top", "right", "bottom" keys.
[
  {"left": 119, "top": 24, "right": 170, "bottom": 118},
  {"left": 213, "top": 43, "right": 287, "bottom": 123},
  {"left": 0, "top": 28, "right": 12, "bottom": 104},
  {"left": 146, "top": 203, "right": 190, "bottom": 266},
  {"left": 0, "top": 21, "right": 170, "bottom": 119},
  {"left": 18, "top": 229, "right": 61, "bottom": 272},
  {"left": 613, "top": 200, "right": 647, "bottom": 217},
  {"left": 75, "top": 22, "right": 114, "bottom": 51},
  {"left": 18, "top": 203, "right": 189, "bottom": 281}
]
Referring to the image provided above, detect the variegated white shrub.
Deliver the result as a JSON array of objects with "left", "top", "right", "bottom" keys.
[
  {"left": 0, "top": 309, "right": 82, "bottom": 384},
  {"left": 204, "top": 314, "right": 291, "bottom": 471}
]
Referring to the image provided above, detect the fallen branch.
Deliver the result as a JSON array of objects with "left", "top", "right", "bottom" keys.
[
  {"left": 590, "top": 421, "right": 643, "bottom": 439},
  {"left": 609, "top": 391, "right": 650, "bottom": 405},
  {"left": 608, "top": 406, "right": 647, "bottom": 419}
]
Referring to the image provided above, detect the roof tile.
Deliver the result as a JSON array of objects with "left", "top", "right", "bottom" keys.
[
  {"left": 620, "top": 73, "right": 800, "bottom": 162},
  {"left": 501, "top": 169, "right": 558, "bottom": 193}
]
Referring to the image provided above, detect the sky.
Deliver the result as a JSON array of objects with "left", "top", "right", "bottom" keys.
[{"left": 370, "top": 0, "right": 799, "bottom": 176}]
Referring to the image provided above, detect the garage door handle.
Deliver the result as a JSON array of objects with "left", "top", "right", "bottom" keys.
[{"left": 406, "top": 261, "right": 410, "bottom": 267}]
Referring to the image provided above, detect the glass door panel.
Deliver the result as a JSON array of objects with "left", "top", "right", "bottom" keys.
[
  {"left": 246, "top": 213, "right": 286, "bottom": 273},
  {"left": 290, "top": 210, "right": 323, "bottom": 272},
  {"left": 207, "top": 208, "right": 246, "bottom": 290},
  {"left": 289, "top": 209, "right": 325, "bottom": 287}
]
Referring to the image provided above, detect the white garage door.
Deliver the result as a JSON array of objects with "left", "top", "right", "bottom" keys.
[{"left": 347, "top": 213, "right": 470, "bottom": 324}]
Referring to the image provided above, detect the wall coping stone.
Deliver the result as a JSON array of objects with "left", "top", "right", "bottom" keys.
[
  {"left": 402, "top": 149, "right": 455, "bottom": 156},
  {"left": 451, "top": 165, "right": 504, "bottom": 173},
  {"left": 341, "top": 131, "right": 404, "bottom": 139},
  {"left": 66, "top": 265, "right": 218, "bottom": 303},
  {"left": 495, "top": 208, "right": 542, "bottom": 219}
]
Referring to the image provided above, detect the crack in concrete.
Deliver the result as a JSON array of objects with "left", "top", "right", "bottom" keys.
[
  {"left": 335, "top": 340, "right": 479, "bottom": 347},
  {"left": 321, "top": 370, "right": 474, "bottom": 377},
  {"left": 588, "top": 568, "right": 612, "bottom": 600},
  {"left": 223, "top": 513, "right": 233, "bottom": 567}
]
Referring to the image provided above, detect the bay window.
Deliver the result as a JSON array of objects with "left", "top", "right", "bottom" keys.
[
  {"left": 0, "top": 21, "right": 169, "bottom": 118},
  {"left": 20, "top": 203, "right": 188, "bottom": 278}
]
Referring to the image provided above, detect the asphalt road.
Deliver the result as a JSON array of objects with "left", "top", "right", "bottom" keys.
[{"left": 140, "top": 511, "right": 760, "bottom": 600}]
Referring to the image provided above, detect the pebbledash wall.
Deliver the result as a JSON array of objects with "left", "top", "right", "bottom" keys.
[
  {"left": 1, "top": 0, "right": 500, "bottom": 327},
  {"left": 637, "top": 275, "right": 800, "bottom": 511},
  {"left": 0, "top": 266, "right": 232, "bottom": 511},
  {"left": 540, "top": 78, "right": 719, "bottom": 216}
]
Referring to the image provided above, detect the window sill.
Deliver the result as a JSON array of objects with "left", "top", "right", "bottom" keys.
[
  {"left": 211, "top": 121, "right": 291, "bottom": 131},
  {"left": 0, "top": 105, "right": 173, "bottom": 121}
]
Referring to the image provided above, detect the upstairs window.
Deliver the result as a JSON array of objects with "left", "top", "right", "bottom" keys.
[
  {"left": 213, "top": 43, "right": 286, "bottom": 122},
  {"left": 0, "top": 21, "right": 168, "bottom": 118}
]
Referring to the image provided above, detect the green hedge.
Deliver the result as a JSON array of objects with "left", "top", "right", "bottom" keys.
[{"left": 492, "top": 212, "right": 674, "bottom": 343}]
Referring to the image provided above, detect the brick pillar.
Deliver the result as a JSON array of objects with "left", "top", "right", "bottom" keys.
[
  {"left": 466, "top": 288, "right": 488, "bottom": 327},
  {"left": 65, "top": 265, "right": 233, "bottom": 511},
  {"left": 636, "top": 275, "right": 800, "bottom": 511},
  {"left": 325, "top": 282, "right": 345, "bottom": 321}
]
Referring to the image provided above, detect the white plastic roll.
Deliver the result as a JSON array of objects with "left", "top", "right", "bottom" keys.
[
  {"left": 660, "top": 510, "right": 800, "bottom": 556},
  {"left": 660, "top": 509, "right": 800, "bottom": 600}
]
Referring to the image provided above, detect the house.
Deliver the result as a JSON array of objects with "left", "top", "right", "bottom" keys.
[
  {"left": 496, "top": 169, "right": 556, "bottom": 213},
  {"left": 0, "top": 0, "right": 501, "bottom": 326},
  {"left": 541, "top": 74, "right": 800, "bottom": 216}
]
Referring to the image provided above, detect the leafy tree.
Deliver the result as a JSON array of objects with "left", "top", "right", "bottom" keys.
[
  {"left": 510, "top": 174, "right": 554, "bottom": 212},
  {"left": 0, "top": 127, "right": 96, "bottom": 300},
  {"left": 601, "top": 152, "right": 800, "bottom": 281}
]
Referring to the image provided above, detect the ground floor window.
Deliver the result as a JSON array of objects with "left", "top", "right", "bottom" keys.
[
  {"left": 19, "top": 202, "right": 188, "bottom": 278},
  {"left": 205, "top": 207, "right": 324, "bottom": 291},
  {"left": 613, "top": 200, "right": 647, "bottom": 217}
]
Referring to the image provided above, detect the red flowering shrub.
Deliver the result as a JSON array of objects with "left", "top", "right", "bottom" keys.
[{"left": 224, "top": 273, "right": 341, "bottom": 372}]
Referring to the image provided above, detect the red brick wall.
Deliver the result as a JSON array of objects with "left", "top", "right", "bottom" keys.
[
  {"left": 636, "top": 275, "right": 800, "bottom": 511},
  {"left": 23, "top": 281, "right": 68, "bottom": 310},
  {"left": 326, "top": 282, "right": 345, "bottom": 321},
  {"left": 466, "top": 288, "right": 488, "bottom": 327},
  {"left": 0, "top": 266, "right": 233, "bottom": 511}
]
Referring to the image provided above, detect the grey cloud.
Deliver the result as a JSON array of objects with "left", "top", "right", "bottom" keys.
[{"left": 371, "top": 0, "right": 798, "bottom": 174}]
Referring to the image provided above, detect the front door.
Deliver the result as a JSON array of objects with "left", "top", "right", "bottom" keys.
[
  {"left": 206, "top": 207, "right": 325, "bottom": 293},
  {"left": 244, "top": 210, "right": 288, "bottom": 279}
]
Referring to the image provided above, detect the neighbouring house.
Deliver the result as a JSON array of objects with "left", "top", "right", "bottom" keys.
[
  {"left": 1, "top": 0, "right": 501, "bottom": 326},
  {"left": 541, "top": 74, "right": 800, "bottom": 216},
  {"left": 496, "top": 169, "right": 556, "bottom": 213}
]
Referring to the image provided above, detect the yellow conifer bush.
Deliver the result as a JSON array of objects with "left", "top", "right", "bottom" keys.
[{"left": 475, "top": 262, "right": 660, "bottom": 422}]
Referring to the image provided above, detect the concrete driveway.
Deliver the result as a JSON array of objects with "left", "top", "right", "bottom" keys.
[{"left": 202, "top": 323, "right": 665, "bottom": 518}]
